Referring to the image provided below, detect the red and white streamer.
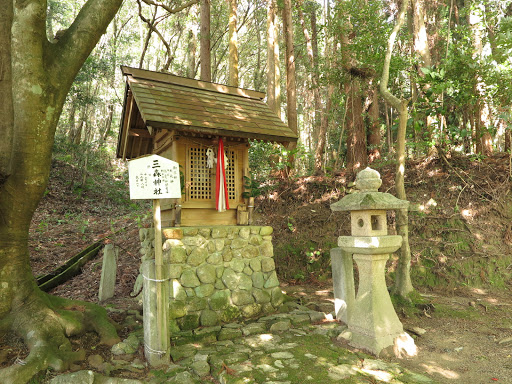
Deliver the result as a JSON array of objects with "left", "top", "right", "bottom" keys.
[{"left": 215, "top": 138, "right": 230, "bottom": 212}]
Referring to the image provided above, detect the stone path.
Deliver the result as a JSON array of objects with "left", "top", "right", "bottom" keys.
[{"left": 49, "top": 301, "right": 436, "bottom": 384}]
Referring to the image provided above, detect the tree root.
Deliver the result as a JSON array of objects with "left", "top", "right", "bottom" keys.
[{"left": 0, "top": 290, "right": 120, "bottom": 384}]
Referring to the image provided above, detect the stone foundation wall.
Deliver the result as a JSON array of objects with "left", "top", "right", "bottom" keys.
[{"left": 139, "top": 226, "right": 283, "bottom": 331}]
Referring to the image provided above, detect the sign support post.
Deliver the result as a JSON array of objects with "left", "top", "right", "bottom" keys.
[
  {"left": 153, "top": 198, "right": 169, "bottom": 365},
  {"left": 128, "top": 155, "right": 181, "bottom": 367}
]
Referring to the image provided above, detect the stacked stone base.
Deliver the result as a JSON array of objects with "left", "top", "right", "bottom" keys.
[{"left": 139, "top": 226, "right": 283, "bottom": 331}]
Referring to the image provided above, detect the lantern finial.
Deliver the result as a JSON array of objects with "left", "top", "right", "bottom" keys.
[{"left": 355, "top": 167, "right": 382, "bottom": 192}]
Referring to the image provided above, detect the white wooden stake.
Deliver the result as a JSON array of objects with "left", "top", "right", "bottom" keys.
[{"left": 152, "top": 199, "right": 169, "bottom": 365}]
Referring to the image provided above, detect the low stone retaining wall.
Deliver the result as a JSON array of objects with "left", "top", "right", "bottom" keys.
[{"left": 139, "top": 226, "right": 283, "bottom": 331}]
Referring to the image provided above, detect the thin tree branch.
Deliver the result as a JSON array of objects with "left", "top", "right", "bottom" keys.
[
  {"left": 379, "top": 0, "right": 409, "bottom": 110},
  {"left": 137, "top": 0, "right": 172, "bottom": 68},
  {"left": 140, "top": 0, "right": 200, "bottom": 14}
]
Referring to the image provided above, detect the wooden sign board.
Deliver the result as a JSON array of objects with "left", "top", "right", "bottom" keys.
[{"left": 128, "top": 155, "right": 181, "bottom": 200}]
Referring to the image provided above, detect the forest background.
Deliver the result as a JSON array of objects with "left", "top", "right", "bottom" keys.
[
  {"left": 57, "top": 0, "right": 512, "bottom": 180},
  {"left": 52, "top": 0, "right": 512, "bottom": 298}
]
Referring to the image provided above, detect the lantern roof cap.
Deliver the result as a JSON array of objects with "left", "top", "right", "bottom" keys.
[{"left": 330, "top": 167, "right": 409, "bottom": 212}]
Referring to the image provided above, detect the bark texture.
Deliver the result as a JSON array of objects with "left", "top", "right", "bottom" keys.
[
  {"left": 200, "top": 0, "right": 211, "bottom": 81},
  {"left": 228, "top": 0, "right": 238, "bottom": 87},
  {"left": 266, "top": 0, "right": 277, "bottom": 113},
  {"left": 345, "top": 78, "right": 367, "bottom": 171},
  {"left": 367, "top": 86, "right": 381, "bottom": 163},
  {"left": 0, "top": 0, "right": 122, "bottom": 382},
  {"left": 282, "top": 0, "right": 298, "bottom": 175},
  {"left": 0, "top": 0, "right": 13, "bottom": 185}
]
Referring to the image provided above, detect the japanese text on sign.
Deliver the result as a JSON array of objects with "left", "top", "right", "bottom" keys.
[{"left": 128, "top": 155, "right": 181, "bottom": 199}]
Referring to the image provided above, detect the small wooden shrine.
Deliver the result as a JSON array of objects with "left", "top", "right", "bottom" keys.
[{"left": 117, "top": 66, "right": 297, "bottom": 226}]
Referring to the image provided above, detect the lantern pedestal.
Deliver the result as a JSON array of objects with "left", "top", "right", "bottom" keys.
[
  {"left": 338, "top": 235, "right": 403, "bottom": 355},
  {"left": 350, "top": 253, "right": 404, "bottom": 355}
]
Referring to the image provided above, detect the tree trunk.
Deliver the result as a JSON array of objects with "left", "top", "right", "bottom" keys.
[
  {"left": 379, "top": 0, "right": 414, "bottom": 298},
  {"left": 200, "top": 0, "right": 211, "bottom": 81},
  {"left": 72, "top": 108, "right": 86, "bottom": 145},
  {"left": 345, "top": 78, "right": 367, "bottom": 172},
  {"left": 506, "top": 110, "right": 511, "bottom": 152},
  {"left": 368, "top": 86, "right": 381, "bottom": 163},
  {"left": 99, "top": 104, "right": 114, "bottom": 145},
  {"left": 253, "top": 28, "right": 264, "bottom": 92},
  {"left": 321, "top": 1, "right": 336, "bottom": 171},
  {"left": 266, "top": 0, "right": 277, "bottom": 113},
  {"left": 228, "top": 0, "right": 238, "bottom": 87},
  {"left": 274, "top": 17, "right": 281, "bottom": 119},
  {"left": 316, "top": 85, "right": 332, "bottom": 174},
  {"left": 385, "top": 105, "right": 392, "bottom": 153},
  {"left": 462, "top": 110, "right": 471, "bottom": 153},
  {"left": 394, "top": 101, "right": 414, "bottom": 298},
  {"left": 282, "top": 0, "right": 297, "bottom": 175},
  {"left": 481, "top": 131, "right": 493, "bottom": 156},
  {"left": 0, "top": 1, "right": 123, "bottom": 381},
  {"left": 187, "top": 29, "right": 197, "bottom": 78},
  {"left": 310, "top": 5, "right": 321, "bottom": 139},
  {"left": 66, "top": 97, "right": 77, "bottom": 138},
  {"left": 337, "top": 6, "right": 367, "bottom": 172},
  {"left": 412, "top": 0, "right": 431, "bottom": 68},
  {"left": 282, "top": 0, "right": 296, "bottom": 135},
  {"left": 474, "top": 104, "right": 482, "bottom": 154},
  {"left": 466, "top": 0, "right": 488, "bottom": 155},
  {"left": 409, "top": 0, "right": 432, "bottom": 156},
  {"left": 297, "top": 1, "right": 324, "bottom": 173}
]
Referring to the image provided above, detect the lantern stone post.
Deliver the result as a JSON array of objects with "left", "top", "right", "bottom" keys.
[{"left": 331, "top": 167, "right": 414, "bottom": 356}]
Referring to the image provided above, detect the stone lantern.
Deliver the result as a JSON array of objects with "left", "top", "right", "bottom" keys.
[{"left": 330, "top": 167, "right": 410, "bottom": 356}]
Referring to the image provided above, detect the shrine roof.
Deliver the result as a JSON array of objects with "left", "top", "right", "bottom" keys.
[{"left": 117, "top": 66, "right": 297, "bottom": 159}]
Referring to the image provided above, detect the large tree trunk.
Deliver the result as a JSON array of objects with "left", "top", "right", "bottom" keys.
[
  {"left": 338, "top": 6, "right": 368, "bottom": 172},
  {"left": 345, "top": 78, "right": 367, "bottom": 171},
  {"left": 412, "top": 0, "right": 431, "bottom": 68},
  {"left": 0, "top": 1, "right": 122, "bottom": 382}
]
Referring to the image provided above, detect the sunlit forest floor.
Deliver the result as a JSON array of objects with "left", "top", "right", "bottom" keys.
[{"left": 3, "top": 151, "right": 512, "bottom": 383}]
